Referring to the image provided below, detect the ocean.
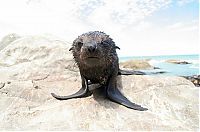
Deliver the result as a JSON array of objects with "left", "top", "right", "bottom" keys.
[{"left": 119, "top": 54, "right": 199, "bottom": 76}]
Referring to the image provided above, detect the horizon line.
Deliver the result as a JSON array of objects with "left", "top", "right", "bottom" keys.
[{"left": 119, "top": 54, "right": 199, "bottom": 58}]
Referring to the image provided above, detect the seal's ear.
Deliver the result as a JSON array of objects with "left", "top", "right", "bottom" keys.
[
  {"left": 69, "top": 47, "right": 73, "bottom": 51},
  {"left": 115, "top": 46, "right": 120, "bottom": 50}
]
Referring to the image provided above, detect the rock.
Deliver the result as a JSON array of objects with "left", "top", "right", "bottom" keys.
[
  {"left": 0, "top": 35, "right": 198, "bottom": 131},
  {"left": 150, "top": 71, "right": 167, "bottom": 74},
  {"left": 0, "top": 35, "right": 78, "bottom": 81},
  {"left": 182, "top": 75, "right": 200, "bottom": 87},
  {"left": 0, "top": 33, "right": 21, "bottom": 51},
  {"left": 166, "top": 59, "right": 191, "bottom": 64},
  {"left": 153, "top": 67, "right": 160, "bottom": 69},
  {"left": 120, "top": 60, "right": 153, "bottom": 70}
]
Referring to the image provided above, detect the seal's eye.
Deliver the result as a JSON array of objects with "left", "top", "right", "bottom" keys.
[
  {"left": 77, "top": 42, "right": 83, "bottom": 47},
  {"left": 100, "top": 41, "right": 109, "bottom": 47}
]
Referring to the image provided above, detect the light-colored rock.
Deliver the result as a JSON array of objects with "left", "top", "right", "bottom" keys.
[
  {"left": 0, "top": 35, "right": 78, "bottom": 81},
  {"left": 120, "top": 59, "right": 153, "bottom": 70},
  {"left": 0, "top": 33, "right": 21, "bottom": 51},
  {"left": 0, "top": 35, "right": 199, "bottom": 131}
]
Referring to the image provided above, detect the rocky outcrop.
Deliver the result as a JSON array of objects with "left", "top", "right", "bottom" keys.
[
  {"left": 166, "top": 59, "right": 191, "bottom": 64},
  {"left": 183, "top": 75, "right": 200, "bottom": 87},
  {"left": 120, "top": 59, "right": 153, "bottom": 70},
  {"left": 0, "top": 35, "right": 199, "bottom": 131}
]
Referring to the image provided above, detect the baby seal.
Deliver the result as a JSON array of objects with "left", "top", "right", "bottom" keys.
[{"left": 51, "top": 31, "right": 147, "bottom": 111}]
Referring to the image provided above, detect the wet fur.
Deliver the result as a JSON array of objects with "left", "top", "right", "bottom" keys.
[{"left": 51, "top": 31, "right": 147, "bottom": 111}]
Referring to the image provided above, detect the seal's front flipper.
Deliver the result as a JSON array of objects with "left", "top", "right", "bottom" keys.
[
  {"left": 107, "top": 87, "right": 147, "bottom": 111},
  {"left": 51, "top": 88, "right": 91, "bottom": 100},
  {"left": 118, "top": 69, "right": 146, "bottom": 75},
  {"left": 51, "top": 76, "right": 91, "bottom": 100},
  {"left": 106, "top": 76, "right": 148, "bottom": 111}
]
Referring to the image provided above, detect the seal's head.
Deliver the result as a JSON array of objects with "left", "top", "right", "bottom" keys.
[{"left": 70, "top": 31, "right": 120, "bottom": 67}]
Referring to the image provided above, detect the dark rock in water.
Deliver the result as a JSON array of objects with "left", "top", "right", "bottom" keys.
[
  {"left": 148, "top": 71, "right": 167, "bottom": 75},
  {"left": 155, "top": 71, "right": 167, "bottom": 74},
  {"left": 166, "top": 60, "right": 191, "bottom": 65},
  {"left": 153, "top": 67, "right": 160, "bottom": 69},
  {"left": 176, "top": 61, "right": 191, "bottom": 64},
  {"left": 182, "top": 75, "right": 200, "bottom": 87}
]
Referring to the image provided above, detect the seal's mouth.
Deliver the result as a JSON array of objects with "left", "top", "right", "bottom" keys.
[
  {"left": 86, "top": 56, "right": 100, "bottom": 62},
  {"left": 83, "top": 56, "right": 101, "bottom": 65},
  {"left": 87, "top": 56, "right": 99, "bottom": 59}
]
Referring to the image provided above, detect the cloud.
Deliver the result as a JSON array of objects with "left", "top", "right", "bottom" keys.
[
  {"left": 77, "top": 0, "right": 172, "bottom": 26},
  {"left": 0, "top": 0, "right": 198, "bottom": 56},
  {"left": 166, "top": 21, "right": 198, "bottom": 32},
  {"left": 116, "top": 19, "right": 199, "bottom": 56},
  {"left": 176, "top": 0, "right": 198, "bottom": 6},
  {"left": 0, "top": 0, "right": 172, "bottom": 40}
]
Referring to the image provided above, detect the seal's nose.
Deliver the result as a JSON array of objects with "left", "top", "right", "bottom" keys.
[{"left": 87, "top": 45, "right": 96, "bottom": 53}]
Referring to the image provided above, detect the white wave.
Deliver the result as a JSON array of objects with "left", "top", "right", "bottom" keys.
[
  {"left": 148, "top": 60, "right": 162, "bottom": 65},
  {"left": 189, "top": 65, "right": 200, "bottom": 69},
  {"left": 186, "top": 59, "right": 199, "bottom": 64}
]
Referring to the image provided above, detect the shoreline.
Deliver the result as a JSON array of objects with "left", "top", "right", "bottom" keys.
[{"left": 120, "top": 59, "right": 199, "bottom": 87}]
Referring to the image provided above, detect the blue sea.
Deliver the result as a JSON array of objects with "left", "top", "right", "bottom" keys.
[{"left": 119, "top": 54, "right": 199, "bottom": 76}]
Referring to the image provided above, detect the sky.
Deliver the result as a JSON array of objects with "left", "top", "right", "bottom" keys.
[{"left": 0, "top": 0, "right": 199, "bottom": 57}]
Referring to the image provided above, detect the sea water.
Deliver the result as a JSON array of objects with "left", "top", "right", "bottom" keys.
[{"left": 119, "top": 54, "right": 199, "bottom": 76}]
